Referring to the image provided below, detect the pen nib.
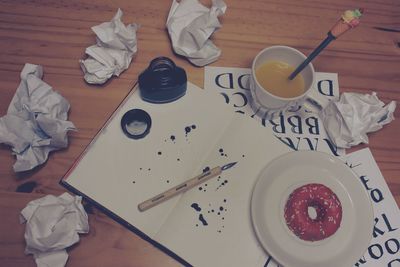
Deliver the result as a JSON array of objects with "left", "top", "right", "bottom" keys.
[{"left": 221, "top": 162, "right": 237, "bottom": 171}]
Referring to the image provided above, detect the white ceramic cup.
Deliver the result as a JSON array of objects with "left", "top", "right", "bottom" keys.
[{"left": 250, "top": 46, "right": 315, "bottom": 119}]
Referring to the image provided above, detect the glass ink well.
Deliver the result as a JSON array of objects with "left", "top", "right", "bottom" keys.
[
  {"left": 121, "top": 57, "right": 186, "bottom": 139},
  {"left": 138, "top": 57, "right": 187, "bottom": 103}
]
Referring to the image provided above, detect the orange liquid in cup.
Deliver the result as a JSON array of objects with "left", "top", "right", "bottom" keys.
[{"left": 255, "top": 61, "right": 305, "bottom": 98}]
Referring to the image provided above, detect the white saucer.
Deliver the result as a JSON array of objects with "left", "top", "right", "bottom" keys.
[{"left": 251, "top": 151, "right": 373, "bottom": 267}]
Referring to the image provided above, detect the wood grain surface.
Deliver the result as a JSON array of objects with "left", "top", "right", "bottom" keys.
[{"left": 0, "top": 0, "right": 399, "bottom": 266}]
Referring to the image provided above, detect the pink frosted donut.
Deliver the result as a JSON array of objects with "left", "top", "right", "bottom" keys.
[{"left": 284, "top": 183, "right": 342, "bottom": 241}]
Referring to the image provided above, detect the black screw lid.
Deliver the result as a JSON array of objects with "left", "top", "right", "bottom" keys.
[
  {"left": 121, "top": 109, "right": 152, "bottom": 139},
  {"left": 138, "top": 57, "right": 187, "bottom": 103}
]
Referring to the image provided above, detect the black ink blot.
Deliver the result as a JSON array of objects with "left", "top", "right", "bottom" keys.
[
  {"left": 198, "top": 187, "right": 202, "bottom": 191},
  {"left": 216, "top": 179, "right": 229, "bottom": 191},
  {"left": 223, "top": 199, "right": 227, "bottom": 203},
  {"left": 158, "top": 151, "right": 162, "bottom": 155},
  {"left": 184, "top": 125, "right": 197, "bottom": 139},
  {"left": 218, "top": 148, "right": 227, "bottom": 157},
  {"left": 203, "top": 166, "right": 210, "bottom": 173},
  {"left": 219, "top": 206, "right": 224, "bottom": 211},
  {"left": 242, "top": 154, "right": 245, "bottom": 158},
  {"left": 199, "top": 214, "right": 208, "bottom": 226},
  {"left": 185, "top": 127, "right": 191, "bottom": 135},
  {"left": 148, "top": 168, "right": 151, "bottom": 171},
  {"left": 166, "top": 180, "right": 170, "bottom": 183},
  {"left": 16, "top": 181, "right": 38, "bottom": 193},
  {"left": 190, "top": 203, "right": 208, "bottom": 226},
  {"left": 170, "top": 135, "right": 176, "bottom": 141},
  {"left": 191, "top": 203, "right": 201, "bottom": 212},
  {"left": 177, "top": 158, "right": 180, "bottom": 161},
  {"left": 132, "top": 181, "right": 136, "bottom": 184}
]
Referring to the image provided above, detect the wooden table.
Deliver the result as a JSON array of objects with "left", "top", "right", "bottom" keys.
[{"left": 1, "top": 0, "right": 399, "bottom": 266}]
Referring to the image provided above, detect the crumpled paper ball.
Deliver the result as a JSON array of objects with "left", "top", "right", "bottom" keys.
[
  {"left": 80, "top": 8, "right": 139, "bottom": 84},
  {"left": 20, "top": 193, "right": 89, "bottom": 267},
  {"left": 0, "top": 63, "right": 76, "bottom": 172},
  {"left": 166, "top": 0, "right": 227, "bottom": 66},
  {"left": 320, "top": 92, "right": 396, "bottom": 148}
]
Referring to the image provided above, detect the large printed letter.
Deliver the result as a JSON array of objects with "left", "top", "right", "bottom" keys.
[
  {"left": 305, "top": 117, "right": 320, "bottom": 135},
  {"left": 270, "top": 115, "right": 286, "bottom": 134},
  {"left": 287, "top": 115, "right": 303, "bottom": 134},
  {"left": 317, "top": 79, "right": 334, "bottom": 96},
  {"left": 215, "top": 73, "right": 234, "bottom": 89}
]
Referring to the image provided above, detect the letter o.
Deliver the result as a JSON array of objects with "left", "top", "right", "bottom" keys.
[
  {"left": 370, "top": 189, "right": 384, "bottom": 203},
  {"left": 368, "top": 243, "right": 384, "bottom": 259},
  {"left": 385, "top": 238, "right": 400, "bottom": 254}
]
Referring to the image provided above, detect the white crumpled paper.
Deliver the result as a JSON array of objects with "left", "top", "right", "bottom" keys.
[
  {"left": 166, "top": 0, "right": 227, "bottom": 66},
  {"left": 0, "top": 63, "right": 76, "bottom": 172},
  {"left": 20, "top": 193, "right": 89, "bottom": 267},
  {"left": 320, "top": 92, "right": 396, "bottom": 148},
  {"left": 80, "top": 8, "right": 139, "bottom": 84}
]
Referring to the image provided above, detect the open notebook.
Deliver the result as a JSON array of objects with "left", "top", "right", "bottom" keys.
[{"left": 61, "top": 82, "right": 291, "bottom": 266}]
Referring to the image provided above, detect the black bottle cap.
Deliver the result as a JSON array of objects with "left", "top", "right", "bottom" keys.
[
  {"left": 121, "top": 109, "right": 152, "bottom": 139},
  {"left": 138, "top": 57, "right": 187, "bottom": 103}
]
